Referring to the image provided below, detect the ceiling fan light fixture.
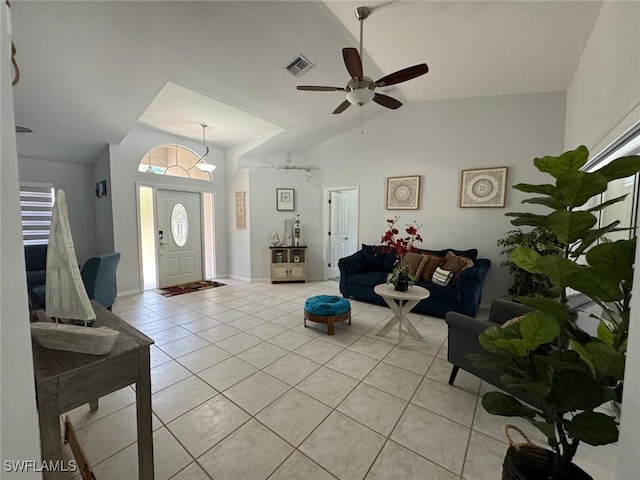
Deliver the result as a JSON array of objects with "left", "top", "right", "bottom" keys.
[{"left": 346, "top": 88, "right": 374, "bottom": 106}]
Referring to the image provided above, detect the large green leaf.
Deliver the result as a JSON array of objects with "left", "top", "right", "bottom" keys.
[
  {"left": 520, "top": 311, "right": 560, "bottom": 350},
  {"left": 556, "top": 171, "right": 608, "bottom": 207},
  {"left": 513, "top": 183, "right": 558, "bottom": 197},
  {"left": 544, "top": 210, "right": 597, "bottom": 244},
  {"left": 479, "top": 326, "right": 510, "bottom": 353},
  {"left": 547, "top": 370, "right": 607, "bottom": 413},
  {"left": 597, "top": 321, "right": 615, "bottom": 346},
  {"left": 482, "top": 391, "right": 537, "bottom": 418},
  {"left": 516, "top": 296, "right": 570, "bottom": 322},
  {"left": 495, "top": 338, "right": 528, "bottom": 357},
  {"left": 585, "top": 341, "right": 625, "bottom": 379},
  {"left": 586, "top": 239, "right": 636, "bottom": 283},
  {"left": 572, "top": 221, "right": 621, "bottom": 257},
  {"left": 522, "top": 196, "right": 565, "bottom": 210},
  {"left": 533, "top": 145, "right": 589, "bottom": 178},
  {"left": 564, "top": 411, "right": 619, "bottom": 445},
  {"left": 510, "top": 247, "right": 542, "bottom": 273},
  {"left": 598, "top": 155, "right": 640, "bottom": 182},
  {"left": 505, "top": 212, "right": 547, "bottom": 228},
  {"left": 567, "top": 268, "right": 623, "bottom": 302},
  {"left": 535, "top": 256, "right": 582, "bottom": 289},
  {"left": 586, "top": 194, "right": 628, "bottom": 213}
]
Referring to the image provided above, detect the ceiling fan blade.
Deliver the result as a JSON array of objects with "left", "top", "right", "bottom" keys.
[
  {"left": 373, "top": 93, "right": 402, "bottom": 110},
  {"left": 297, "top": 86, "right": 346, "bottom": 92},
  {"left": 15, "top": 125, "right": 33, "bottom": 133},
  {"left": 375, "top": 63, "right": 429, "bottom": 87},
  {"left": 342, "top": 48, "right": 363, "bottom": 81},
  {"left": 332, "top": 100, "right": 351, "bottom": 115}
]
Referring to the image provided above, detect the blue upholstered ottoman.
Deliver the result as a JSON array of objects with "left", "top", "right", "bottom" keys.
[{"left": 304, "top": 295, "right": 351, "bottom": 335}]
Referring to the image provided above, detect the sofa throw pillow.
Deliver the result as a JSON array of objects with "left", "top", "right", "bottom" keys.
[
  {"left": 432, "top": 267, "right": 453, "bottom": 286},
  {"left": 441, "top": 251, "right": 474, "bottom": 277},
  {"left": 420, "top": 254, "right": 444, "bottom": 282},
  {"left": 361, "top": 244, "right": 385, "bottom": 271},
  {"left": 401, "top": 252, "right": 426, "bottom": 278}
]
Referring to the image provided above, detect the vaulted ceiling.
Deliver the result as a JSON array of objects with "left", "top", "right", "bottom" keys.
[{"left": 10, "top": 1, "right": 602, "bottom": 165}]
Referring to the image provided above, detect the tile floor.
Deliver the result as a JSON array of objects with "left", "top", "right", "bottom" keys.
[{"left": 61, "top": 279, "right": 617, "bottom": 479}]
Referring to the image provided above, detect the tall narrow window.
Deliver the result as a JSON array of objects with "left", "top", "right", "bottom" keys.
[
  {"left": 20, "top": 182, "right": 55, "bottom": 245},
  {"left": 584, "top": 124, "right": 640, "bottom": 242}
]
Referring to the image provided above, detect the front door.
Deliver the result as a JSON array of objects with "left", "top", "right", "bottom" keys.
[
  {"left": 156, "top": 189, "right": 203, "bottom": 288},
  {"left": 330, "top": 191, "right": 349, "bottom": 278}
]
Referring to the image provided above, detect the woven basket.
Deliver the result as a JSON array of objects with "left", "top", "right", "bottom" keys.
[{"left": 501, "top": 425, "right": 593, "bottom": 480}]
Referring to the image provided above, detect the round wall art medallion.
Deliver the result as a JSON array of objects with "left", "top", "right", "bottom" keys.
[
  {"left": 460, "top": 167, "right": 508, "bottom": 208},
  {"left": 387, "top": 176, "right": 421, "bottom": 210},
  {"left": 466, "top": 174, "right": 499, "bottom": 202}
]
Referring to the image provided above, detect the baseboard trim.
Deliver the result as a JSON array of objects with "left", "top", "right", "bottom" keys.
[{"left": 117, "top": 289, "right": 141, "bottom": 297}]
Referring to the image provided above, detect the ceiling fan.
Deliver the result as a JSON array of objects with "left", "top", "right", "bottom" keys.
[{"left": 296, "top": 6, "right": 428, "bottom": 114}]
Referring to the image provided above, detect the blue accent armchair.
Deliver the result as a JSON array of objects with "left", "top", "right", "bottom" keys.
[
  {"left": 30, "top": 252, "right": 121, "bottom": 311},
  {"left": 80, "top": 252, "right": 121, "bottom": 310}
]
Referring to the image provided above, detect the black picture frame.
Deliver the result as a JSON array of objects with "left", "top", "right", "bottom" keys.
[{"left": 276, "top": 188, "right": 295, "bottom": 211}]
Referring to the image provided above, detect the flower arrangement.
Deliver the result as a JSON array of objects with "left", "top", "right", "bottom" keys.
[{"left": 379, "top": 216, "right": 423, "bottom": 291}]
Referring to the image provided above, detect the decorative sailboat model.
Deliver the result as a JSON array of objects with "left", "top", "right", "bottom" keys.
[{"left": 30, "top": 190, "right": 119, "bottom": 355}]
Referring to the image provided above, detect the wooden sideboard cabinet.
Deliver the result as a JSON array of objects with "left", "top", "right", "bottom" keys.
[{"left": 270, "top": 246, "right": 307, "bottom": 283}]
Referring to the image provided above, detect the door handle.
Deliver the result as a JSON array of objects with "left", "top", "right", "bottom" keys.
[{"left": 159, "top": 241, "right": 168, "bottom": 246}]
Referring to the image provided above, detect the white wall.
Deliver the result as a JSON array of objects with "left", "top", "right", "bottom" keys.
[
  {"left": 564, "top": 3, "right": 640, "bottom": 478},
  {"left": 18, "top": 157, "right": 98, "bottom": 264},
  {"left": 310, "top": 91, "right": 566, "bottom": 305},
  {"left": 93, "top": 146, "right": 114, "bottom": 253},
  {"left": 109, "top": 125, "right": 226, "bottom": 293},
  {"left": 248, "top": 162, "right": 323, "bottom": 280},
  {"left": 565, "top": 1, "right": 640, "bottom": 154},
  {"left": 1, "top": 1, "right": 41, "bottom": 475},
  {"left": 225, "top": 142, "right": 254, "bottom": 281}
]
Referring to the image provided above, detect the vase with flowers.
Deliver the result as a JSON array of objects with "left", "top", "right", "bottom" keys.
[{"left": 379, "top": 217, "right": 423, "bottom": 292}]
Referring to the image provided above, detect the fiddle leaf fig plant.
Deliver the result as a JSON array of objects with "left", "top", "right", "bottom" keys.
[{"left": 472, "top": 145, "right": 640, "bottom": 479}]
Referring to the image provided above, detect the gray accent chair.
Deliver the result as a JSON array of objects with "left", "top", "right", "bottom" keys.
[{"left": 445, "top": 297, "right": 533, "bottom": 390}]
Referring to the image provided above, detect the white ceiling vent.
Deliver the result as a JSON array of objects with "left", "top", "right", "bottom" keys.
[{"left": 285, "top": 55, "right": 314, "bottom": 77}]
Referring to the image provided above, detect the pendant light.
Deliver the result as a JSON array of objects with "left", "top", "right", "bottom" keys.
[{"left": 195, "top": 124, "right": 216, "bottom": 172}]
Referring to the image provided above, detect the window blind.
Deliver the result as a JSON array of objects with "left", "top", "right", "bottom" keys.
[{"left": 20, "top": 182, "right": 54, "bottom": 245}]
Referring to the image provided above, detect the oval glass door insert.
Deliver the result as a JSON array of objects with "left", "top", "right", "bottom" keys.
[{"left": 171, "top": 203, "right": 189, "bottom": 247}]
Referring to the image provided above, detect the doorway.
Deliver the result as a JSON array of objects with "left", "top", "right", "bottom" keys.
[
  {"left": 137, "top": 185, "right": 215, "bottom": 290},
  {"left": 323, "top": 186, "right": 359, "bottom": 279},
  {"left": 156, "top": 189, "right": 203, "bottom": 288}
]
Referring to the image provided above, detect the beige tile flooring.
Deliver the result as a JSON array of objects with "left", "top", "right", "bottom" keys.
[{"left": 62, "top": 280, "right": 617, "bottom": 479}]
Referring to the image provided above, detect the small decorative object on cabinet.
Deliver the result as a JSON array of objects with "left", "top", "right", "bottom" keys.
[{"left": 270, "top": 246, "right": 307, "bottom": 283}]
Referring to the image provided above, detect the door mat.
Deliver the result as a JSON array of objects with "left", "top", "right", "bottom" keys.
[{"left": 155, "top": 280, "right": 225, "bottom": 297}]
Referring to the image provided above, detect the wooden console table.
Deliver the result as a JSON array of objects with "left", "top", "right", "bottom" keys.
[{"left": 32, "top": 301, "right": 155, "bottom": 479}]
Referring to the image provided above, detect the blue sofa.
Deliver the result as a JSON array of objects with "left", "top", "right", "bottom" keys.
[{"left": 338, "top": 245, "right": 491, "bottom": 318}]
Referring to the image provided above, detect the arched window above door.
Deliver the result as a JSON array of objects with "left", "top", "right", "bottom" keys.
[{"left": 138, "top": 144, "right": 211, "bottom": 181}]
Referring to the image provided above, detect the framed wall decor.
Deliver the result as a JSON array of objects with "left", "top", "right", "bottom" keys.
[
  {"left": 276, "top": 188, "right": 295, "bottom": 211},
  {"left": 386, "top": 175, "right": 421, "bottom": 210},
  {"left": 459, "top": 166, "right": 508, "bottom": 208}
]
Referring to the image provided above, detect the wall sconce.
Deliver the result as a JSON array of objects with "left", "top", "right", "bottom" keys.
[{"left": 95, "top": 180, "right": 107, "bottom": 198}]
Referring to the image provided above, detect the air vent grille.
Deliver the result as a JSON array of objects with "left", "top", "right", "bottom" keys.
[{"left": 285, "top": 55, "right": 314, "bottom": 77}]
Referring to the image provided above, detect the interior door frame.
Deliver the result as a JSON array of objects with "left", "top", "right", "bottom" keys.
[
  {"left": 322, "top": 185, "right": 359, "bottom": 280},
  {"left": 136, "top": 182, "right": 215, "bottom": 291}
]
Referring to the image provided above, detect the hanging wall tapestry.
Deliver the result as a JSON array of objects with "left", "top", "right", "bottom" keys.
[{"left": 235, "top": 191, "right": 246, "bottom": 229}]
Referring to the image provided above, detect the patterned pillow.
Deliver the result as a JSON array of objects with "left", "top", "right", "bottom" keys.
[
  {"left": 441, "top": 251, "right": 474, "bottom": 276},
  {"left": 401, "top": 252, "right": 426, "bottom": 277},
  {"left": 420, "top": 254, "right": 444, "bottom": 282}
]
